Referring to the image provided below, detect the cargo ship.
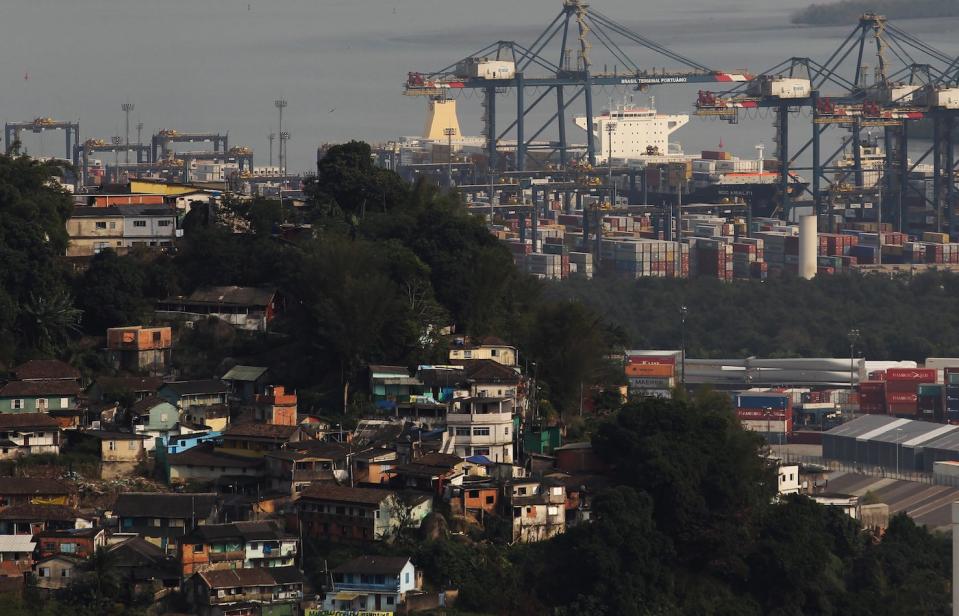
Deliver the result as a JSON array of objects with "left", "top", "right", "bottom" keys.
[{"left": 576, "top": 103, "right": 807, "bottom": 217}]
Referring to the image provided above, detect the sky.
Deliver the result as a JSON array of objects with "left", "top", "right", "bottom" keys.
[{"left": 2, "top": 0, "right": 958, "bottom": 171}]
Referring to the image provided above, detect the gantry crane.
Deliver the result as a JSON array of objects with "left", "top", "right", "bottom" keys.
[
  {"left": 694, "top": 13, "right": 959, "bottom": 232},
  {"left": 404, "top": 0, "right": 750, "bottom": 173},
  {"left": 151, "top": 129, "right": 229, "bottom": 163},
  {"left": 4, "top": 118, "right": 80, "bottom": 163},
  {"left": 75, "top": 139, "right": 153, "bottom": 187}
]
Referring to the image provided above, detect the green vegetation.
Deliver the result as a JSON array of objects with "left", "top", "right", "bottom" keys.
[
  {"left": 548, "top": 272, "right": 959, "bottom": 361},
  {"left": 303, "top": 394, "right": 952, "bottom": 615},
  {"left": 792, "top": 0, "right": 959, "bottom": 25}
]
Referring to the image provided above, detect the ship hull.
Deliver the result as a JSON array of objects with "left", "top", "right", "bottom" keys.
[{"left": 643, "top": 182, "right": 807, "bottom": 219}]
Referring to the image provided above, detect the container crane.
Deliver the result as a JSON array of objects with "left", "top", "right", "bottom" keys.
[
  {"left": 404, "top": 0, "right": 750, "bottom": 173},
  {"left": 4, "top": 118, "right": 79, "bottom": 164},
  {"left": 693, "top": 13, "right": 958, "bottom": 229},
  {"left": 151, "top": 130, "right": 229, "bottom": 163}
]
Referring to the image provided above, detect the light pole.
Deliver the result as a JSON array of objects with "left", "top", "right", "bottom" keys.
[
  {"left": 606, "top": 122, "right": 617, "bottom": 207},
  {"left": 274, "top": 99, "right": 288, "bottom": 175},
  {"left": 444, "top": 127, "right": 456, "bottom": 189},
  {"left": 122, "top": 103, "right": 134, "bottom": 165},
  {"left": 279, "top": 132, "right": 290, "bottom": 177},
  {"left": 680, "top": 305, "right": 688, "bottom": 389},
  {"left": 268, "top": 132, "right": 275, "bottom": 168}
]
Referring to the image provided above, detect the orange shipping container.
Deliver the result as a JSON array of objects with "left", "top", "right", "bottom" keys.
[{"left": 625, "top": 363, "right": 675, "bottom": 378}]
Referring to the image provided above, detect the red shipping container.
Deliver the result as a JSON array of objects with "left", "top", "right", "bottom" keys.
[
  {"left": 887, "top": 392, "right": 919, "bottom": 404},
  {"left": 859, "top": 403, "right": 887, "bottom": 415},
  {"left": 888, "top": 403, "right": 918, "bottom": 417},
  {"left": 868, "top": 370, "right": 887, "bottom": 381},
  {"left": 886, "top": 368, "right": 937, "bottom": 382}
]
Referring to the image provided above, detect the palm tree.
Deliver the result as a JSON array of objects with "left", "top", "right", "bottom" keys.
[{"left": 18, "top": 288, "right": 82, "bottom": 354}]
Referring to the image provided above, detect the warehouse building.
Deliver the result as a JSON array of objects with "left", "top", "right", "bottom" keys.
[{"left": 823, "top": 416, "right": 959, "bottom": 472}]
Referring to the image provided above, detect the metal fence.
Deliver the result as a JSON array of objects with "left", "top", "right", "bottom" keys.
[{"left": 781, "top": 453, "right": 935, "bottom": 485}]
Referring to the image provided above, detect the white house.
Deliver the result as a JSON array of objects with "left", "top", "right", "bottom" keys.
[
  {"left": 777, "top": 463, "right": 800, "bottom": 496},
  {"left": 447, "top": 397, "right": 513, "bottom": 463},
  {"left": 325, "top": 556, "right": 420, "bottom": 613}
]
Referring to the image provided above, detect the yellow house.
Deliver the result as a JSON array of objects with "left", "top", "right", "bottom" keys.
[
  {"left": 86, "top": 430, "right": 148, "bottom": 462},
  {"left": 449, "top": 336, "right": 518, "bottom": 367}
]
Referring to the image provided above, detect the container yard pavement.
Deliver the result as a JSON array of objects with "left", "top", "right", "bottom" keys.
[{"left": 823, "top": 472, "right": 959, "bottom": 531}]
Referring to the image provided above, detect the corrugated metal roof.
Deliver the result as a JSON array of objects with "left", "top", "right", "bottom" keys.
[
  {"left": 0, "top": 535, "right": 36, "bottom": 553},
  {"left": 919, "top": 429, "right": 959, "bottom": 453},
  {"left": 902, "top": 424, "right": 959, "bottom": 447},
  {"left": 221, "top": 366, "right": 269, "bottom": 382},
  {"left": 824, "top": 414, "right": 898, "bottom": 438}
]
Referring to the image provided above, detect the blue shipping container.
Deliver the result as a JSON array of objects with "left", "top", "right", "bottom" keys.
[{"left": 736, "top": 394, "right": 790, "bottom": 410}]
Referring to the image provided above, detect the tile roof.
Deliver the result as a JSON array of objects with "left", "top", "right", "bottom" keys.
[
  {"left": 13, "top": 360, "right": 80, "bottom": 382},
  {"left": 160, "top": 380, "right": 228, "bottom": 397},
  {"left": 0, "top": 380, "right": 80, "bottom": 397},
  {"left": 298, "top": 484, "right": 393, "bottom": 506},
  {"left": 113, "top": 492, "right": 218, "bottom": 519},
  {"left": 131, "top": 396, "right": 172, "bottom": 416},
  {"left": 163, "top": 286, "right": 276, "bottom": 308},
  {"left": 168, "top": 444, "right": 262, "bottom": 469},
  {"left": 0, "top": 478, "right": 72, "bottom": 496},
  {"left": 198, "top": 565, "right": 303, "bottom": 589},
  {"left": 460, "top": 359, "right": 522, "bottom": 384},
  {"left": 0, "top": 504, "right": 79, "bottom": 521},
  {"left": 334, "top": 555, "right": 411, "bottom": 576},
  {"left": 91, "top": 376, "right": 164, "bottom": 395},
  {"left": 0, "top": 535, "right": 36, "bottom": 553},
  {"left": 0, "top": 414, "right": 61, "bottom": 430},
  {"left": 224, "top": 422, "right": 298, "bottom": 440},
  {"left": 182, "top": 520, "right": 292, "bottom": 543},
  {"left": 221, "top": 366, "right": 270, "bottom": 382}
]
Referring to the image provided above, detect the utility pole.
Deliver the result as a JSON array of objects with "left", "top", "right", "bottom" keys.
[
  {"left": 274, "top": 99, "right": 287, "bottom": 176},
  {"left": 444, "top": 127, "right": 456, "bottom": 189},
  {"left": 122, "top": 103, "right": 134, "bottom": 165},
  {"left": 269, "top": 132, "right": 275, "bottom": 168}
]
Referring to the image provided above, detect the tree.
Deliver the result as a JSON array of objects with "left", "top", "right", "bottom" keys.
[{"left": 76, "top": 250, "right": 148, "bottom": 333}]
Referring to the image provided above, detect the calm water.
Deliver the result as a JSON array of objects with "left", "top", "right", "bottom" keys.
[{"left": 2, "top": 0, "right": 958, "bottom": 172}]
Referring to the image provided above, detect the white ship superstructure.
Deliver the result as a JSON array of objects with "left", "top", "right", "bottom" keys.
[{"left": 575, "top": 104, "right": 689, "bottom": 163}]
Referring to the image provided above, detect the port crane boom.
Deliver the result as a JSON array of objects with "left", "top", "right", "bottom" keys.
[{"left": 404, "top": 0, "right": 750, "bottom": 171}]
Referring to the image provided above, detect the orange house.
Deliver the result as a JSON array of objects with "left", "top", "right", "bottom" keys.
[
  {"left": 106, "top": 326, "right": 172, "bottom": 375},
  {"left": 254, "top": 386, "right": 297, "bottom": 426}
]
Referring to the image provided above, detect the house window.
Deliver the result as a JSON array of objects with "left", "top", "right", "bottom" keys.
[
  {"left": 110, "top": 222, "right": 117, "bottom": 229},
  {"left": 158, "top": 220, "right": 172, "bottom": 227},
  {"left": 193, "top": 544, "right": 204, "bottom": 553},
  {"left": 61, "top": 569, "right": 71, "bottom": 578},
  {"left": 387, "top": 596, "right": 395, "bottom": 605},
  {"left": 169, "top": 519, "right": 185, "bottom": 528},
  {"left": 405, "top": 572, "right": 410, "bottom": 584},
  {"left": 11, "top": 400, "right": 22, "bottom": 411},
  {"left": 454, "top": 428, "right": 470, "bottom": 437},
  {"left": 473, "top": 427, "right": 490, "bottom": 437},
  {"left": 548, "top": 506, "right": 559, "bottom": 516},
  {"left": 468, "top": 490, "right": 479, "bottom": 498},
  {"left": 133, "top": 220, "right": 147, "bottom": 227},
  {"left": 122, "top": 518, "right": 134, "bottom": 529},
  {"left": 464, "top": 351, "right": 472, "bottom": 359},
  {"left": 95, "top": 222, "right": 107, "bottom": 230},
  {"left": 150, "top": 518, "right": 162, "bottom": 527},
  {"left": 60, "top": 543, "right": 77, "bottom": 554},
  {"left": 38, "top": 567, "right": 50, "bottom": 578},
  {"left": 505, "top": 427, "right": 509, "bottom": 436},
  {"left": 486, "top": 495, "right": 495, "bottom": 504},
  {"left": 60, "top": 398, "right": 69, "bottom": 409},
  {"left": 108, "top": 441, "right": 117, "bottom": 451},
  {"left": 491, "top": 349, "right": 498, "bottom": 356},
  {"left": 518, "top": 487, "right": 527, "bottom": 496},
  {"left": 472, "top": 447, "right": 490, "bottom": 456},
  {"left": 128, "top": 440, "right": 137, "bottom": 450},
  {"left": 36, "top": 399, "right": 48, "bottom": 411}
]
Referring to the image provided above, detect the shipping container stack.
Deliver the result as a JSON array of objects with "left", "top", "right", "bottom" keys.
[
  {"left": 625, "top": 352, "right": 679, "bottom": 399},
  {"left": 688, "top": 238, "right": 733, "bottom": 281},
  {"left": 731, "top": 237, "right": 767, "bottom": 280},
  {"left": 734, "top": 391, "right": 794, "bottom": 438},
  {"left": 884, "top": 368, "right": 936, "bottom": 418},
  {"left": 945, "top": 368, "right": 959, "bottom": 423},
  {"left": 857, "top": 381, "right": 887, "bottom": 415},
  {"left": 568, "top": 251, "right": 594, "bottom": 279},
  {"left": 599, "top": 239, "right": 689, "bottom": 279},
  {"left": 918, "top": 383, "right": 944, "bottom": 422}
]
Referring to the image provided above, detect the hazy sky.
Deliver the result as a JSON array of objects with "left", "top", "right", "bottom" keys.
[{"left": 3, "top": 1, "right": 958, "bottom": 171}]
